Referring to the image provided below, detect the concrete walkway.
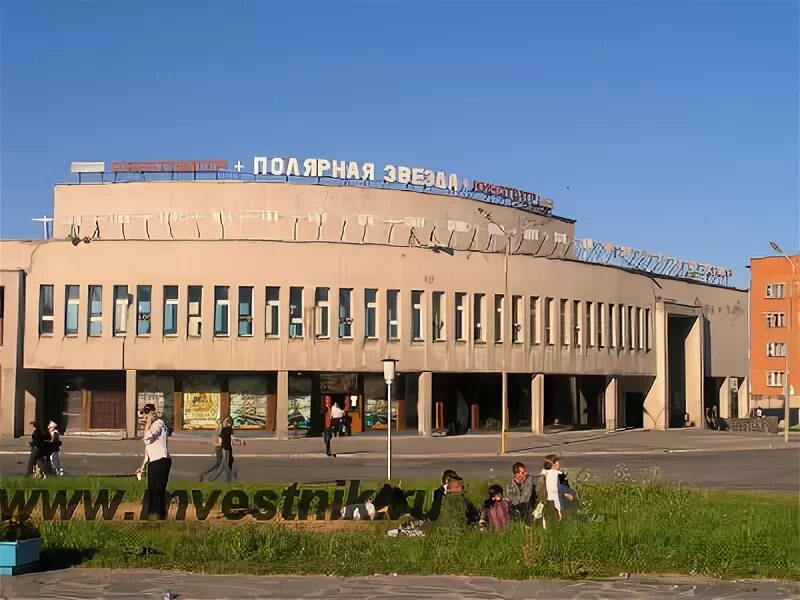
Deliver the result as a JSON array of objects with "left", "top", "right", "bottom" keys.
[
  {"left": 0, "top": 568, "right": 797, "bottom": 599},
  {"left": 0, "top": 429, "right": 795, "bottom": 460}
]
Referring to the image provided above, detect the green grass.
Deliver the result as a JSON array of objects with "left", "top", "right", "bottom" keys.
[{"left": 3, "top": 476, "right": 797, "bottom": 580}]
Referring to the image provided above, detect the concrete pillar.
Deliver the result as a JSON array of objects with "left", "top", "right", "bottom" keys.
[
  {"left": 737, "top": 377, "right": 749, "bottom": 419},
  {"left": 605, "top": 376, "right": 618, "bottom": 430},
  {"left": 418, "top": 371, "right": 432, "bottom": 436},
  {"left": 718, "top": 377, "right": 731, "bottom": 419},
  {"left": 276, "top": 370, "right": 289, "bottom": 440},
  {"left": 685, "top": 317, "right": 704, "bottom": 428},
  {"left": 531, "top": 374, "right": 544, "bottom": 434},
  {"left": 569, "top": 376, "right": 579, "bottom": 425},
  {"left": 501, "top": 371, "right": 508, "bottom": 429},
  {"left": 125, "top": 370, "right": 137, "bottom": 438},
  {"left": 0, "top": 367, "right": 17, "bottom": 437},
  {"left": 644, "top": 302, "right": 668, "bottom": 429}
]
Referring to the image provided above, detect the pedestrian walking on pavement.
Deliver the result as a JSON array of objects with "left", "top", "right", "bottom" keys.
[
  {"left": 26, "top": 422, "right": 52, "bottom": 478},
  {"left": 136, "top": 403, "right": 172, "bottom": 520},
  {"left": 202, "top": 417, "right": 245, "bottom": 483},
  {"left": 198, "top": 419, "right": 223, "bottom": 482},
  {"left": 322, "top": 395, "right": 339, "bottom": 457},
  {"left": 47, "top": 421, "right": 64, "bottom": 476}
]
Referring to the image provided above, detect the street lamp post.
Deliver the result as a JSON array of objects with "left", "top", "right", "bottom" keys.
[
  {"left": 382, "top": 358, "right": 397, "bottom": 479},
  {"left": 769, "top": 241, "right": 795, "bottom": 442}
]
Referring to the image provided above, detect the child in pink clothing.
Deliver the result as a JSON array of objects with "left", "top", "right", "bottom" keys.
[{"left": 481, "top": 484, "right": 510, "bottom": 531}]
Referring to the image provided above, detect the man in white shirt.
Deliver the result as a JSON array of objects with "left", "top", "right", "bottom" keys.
[{"left": 136, "top": 404, "right": 171, "bottom": 520}]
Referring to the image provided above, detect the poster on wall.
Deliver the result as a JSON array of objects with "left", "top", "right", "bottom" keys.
[
  {"left": 365, "top": 398, "right": 388, "bottom": 430},
  {"left": 288, "top": 396, "right": 311, "bottom": 431},
  {"left": 229, "top": 376, "right": 267, "bottom": 429},
  {"left": 182, "top": 392, "right": 221, "bottom": 429},
  {"left": 137, "top": 392, "right": 165, "bottom": 436}
]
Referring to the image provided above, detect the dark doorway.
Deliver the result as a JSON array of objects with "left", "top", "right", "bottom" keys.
[
  {"left": 667, "top": 315, "right": 694, "bottom": 428},
  {"left": 624, "top": 393, "right": 645, "bottom": 428}
]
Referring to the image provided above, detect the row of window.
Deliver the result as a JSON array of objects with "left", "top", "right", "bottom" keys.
[
  {"left": 36, "top": 284, "right": 653, "bottom": 351},
  {"left": 767, "top": 371, "right": 786, "bottom": 387}
]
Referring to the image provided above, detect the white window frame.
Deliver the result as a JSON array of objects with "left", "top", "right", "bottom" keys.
[
  {"left": 265, "top": 287, "right": 280, "bottom": 338},
  {"left": 163, "top": 286, "right": 179, "bottom": 336},
  {"left": 411, "top": 290, "right": 424, "bottom": 341},
  {"left": 620, "top": 305, "right": 628, "bottom": 349},
  {"left": 213, "top": 286, "right": 230, "bottom": 337},
  {"left": 560, "top": 299, "right": 570, "bottom": 346},
  {"left": 315, "top": 287, "right": 330, "bottom": 339},
  {"left": 88, "top": 285, "right": 103, "bottom": 338},
  {"left": 767, "top": 371, "right": 785, "bottom": 387},
  {"left": 512, "top": 295, "right": 523, "bottom": 344},
  {"left": 364, "top": 288, "right": 378, "bottom": 340},
  {"left": 338, "top": 288, "right": 353, "bottom": 339},
  {"left": 637, "top": 307, "right": 644, "bottom": 350},
  {"left": 645, "top": 308, "right": 652, "bottom": 351},
  {"left": 455, "top": 292, "right": 467, "bottom": 342},
  {"left": 387, "top": 289, "right": 400, "bottom": 341},
  {"left": 137, "top": 285, "right": 152, "bottom": 337},
  {"left": 289, "top": 287, "right": 304, "bottom": 339},
  {"left": 530, "top": 296, "right": 540, "bottom": 345},
  {"left": 597, "top": 302, "right": 605, "bottom": 348},
  {"left": 572, "top": 300, "right": 581, "bottom": 347},
  {"left": 766, "top": 312, "right": 786, "bottom": 328},
  {"left": 586, "top": 301, "right": 595, "bottom": 348},
  {"left": 187, "top": 286, "right": 203, "bottom": 338},
  {"left": 113, "top": 285, "right": 128, "bottom": 336},
  {"left": 765, "top": 283, "right": 786, "bottom": 299},
  {"left": 474, "top": 293, "right": 486, "bottom": 343},
  {"left": 40, "top": 284, "right": 54, "bottom": 336},
  {"left": 432, "top": 291, "right": 445, "bottom": 342},
  {"left": 545, "top": 298, "right": 554, "bottom": 345},
  {"left": 494, "top": 294, "right": 504, "bottom": 344},
  {"left": 767, "top": 342, "right": 787, "bottom": 357},
  {"left": 64, "top": 284, "right": 79, "bottom": 336},
  {"left": 238, "top": 286, "right": 254, "bottom": 337},
  {"left": 609, "top": 304, "right": 617, "bottom": 349}
]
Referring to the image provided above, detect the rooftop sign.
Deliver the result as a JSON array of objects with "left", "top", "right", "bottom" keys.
[
  {"left": 70, "top": 161, "right": 105, "bottom": 173},
  {"left": 112, "top": 160, "right": 227, "bottom": 173}
]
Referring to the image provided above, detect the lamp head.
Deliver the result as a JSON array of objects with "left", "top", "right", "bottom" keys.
[
  {"left": 770, "top": 241, "right": 784, "bottom": 254},
  {"left": 382, "top": 359, "right": 397, "bottom": 384}
]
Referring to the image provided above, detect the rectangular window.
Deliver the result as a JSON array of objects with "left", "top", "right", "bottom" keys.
[
  {"left": 586, "top": 301, "right": 594, "bottom": 347},
  {"left": 39, "top": 284, "right": 54, "bottom": 336},
  {"left": 767, "top": 342, "right": 787, "bottom": 357},
  {"left": 238, "top": 286, "right": 253, "bottom": 337},
  {"left": 572, "top": 300, "right": 581, "bottom": 347},
  {"left": 164, "top": 286, "right": 179, "bottom": 336},
  {"left": 338, "top": 288, "right": 353, "bottom": 338},
  {"left": 766, "top": 283, "right": 786, "bottom": 299},
  {"left": 765, "top": 312, "right": 786, "bottom": 328},
  {"left": 411, "top": 290, "right": 424, "bottom": 341},
  {"left": 597, "top": 302, "right": 605, "bottom": 348},
  {"left": 474, "top": 293, "right": 485, "bottom": 342},
  {"left": 365, "top": 288, "right": 377, "bottom": 339},
  {"left": 187, "top": 285, "right": 202, "bottom": 337},
  {"left": 560, "top": 299, "right": 569, "bottom": 346},
  {"left": 609, "top": 304, "right": 617, "bottom": 348},
  {"left": 645, "top": 308, "right": 652, "bottom": 351},
  {"left": 87, "top": 285, "right": 103, "bottom": 337},
  {"left": 636, "top": 307, "right": 644, "bottom": 350},
  {"left": 64, "top": 284, "right": 79, "bottom": 336},
  {"left": 265, "top": 286, "right": 280, "bottom": 337},
  {"left": 432, "top": 291, "right": 445, "bottom": 341},
  {"left": 315, "top": 287, "right": 330, "bottom": 338},
  {"left": 529, "top": 296, "right": 540, "bottom": 344},
  {"left": 113, "top": 285, "right": 128, "bottom": 336},
  {"left": 544, "top": 298, "right": 554, "bottom": 345},
  {"left": 767, "top": 371, "right": 785, "bottom": 387},
  {"left": 494, "top": 294, "right": 504, "bottom": 343},
  {"left": 627, "top": 306, "right": 635, "bottom": 350},
  {"left": 387, "top": 289, "right": 400, "bottom": 340},
  {"left": 137, "top": 285, "right": 152, "bottom": 336},
  {"left": 512, "top": 295, "right": 523, "bottom": 343},
  {"left": 455, "top": 292, "right": 467, "bottom": 341},
  {"left": 214, "top": 286, "right": 230, "bottom": 337},
  {"left": 289, "top": 287, "right": 304, "bottom": 338}
]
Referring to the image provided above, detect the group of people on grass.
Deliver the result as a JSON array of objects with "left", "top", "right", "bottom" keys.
[
  {"left": 26, "top": 420, "right": 64, "bottom": 478},
  {"left": 341, "top": 455, "right": 578, "bottom": 531}
]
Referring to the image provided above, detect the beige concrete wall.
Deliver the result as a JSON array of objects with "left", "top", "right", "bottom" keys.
[{"left": 53, "top": 181, "right": 576, "bottom": 258}]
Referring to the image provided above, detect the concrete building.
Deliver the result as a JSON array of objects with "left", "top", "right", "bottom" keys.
[
  {"left": 0, "top": 164, "right": 749, "bottom": 439},
  {"left": 748, "top": 254, "right": 800, "bottom": 420}
]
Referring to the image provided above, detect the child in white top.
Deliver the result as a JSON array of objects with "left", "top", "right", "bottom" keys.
[{"left": 540, "top": 454, "right": 575, "bottom": 521}]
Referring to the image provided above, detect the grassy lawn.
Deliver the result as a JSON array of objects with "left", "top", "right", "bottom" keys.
[{"left": 2, "top": 476, "right": 798, "bottom": 580}]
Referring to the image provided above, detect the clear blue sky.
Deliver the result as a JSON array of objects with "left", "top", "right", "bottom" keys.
[{"left": 2, "top": 0, "right": 797, "bottom": 287}]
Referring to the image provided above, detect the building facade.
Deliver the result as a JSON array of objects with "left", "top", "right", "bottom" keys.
[
  {"left": 0, "top": 171, "right": 749, "bottom": 438},
  {"left": 749, "top": 254, "right": 800, "bottom": 419}
]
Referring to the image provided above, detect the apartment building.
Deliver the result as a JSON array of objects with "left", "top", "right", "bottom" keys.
[{"left": 0, "top": 170, "right": 748, "bottom": 439}]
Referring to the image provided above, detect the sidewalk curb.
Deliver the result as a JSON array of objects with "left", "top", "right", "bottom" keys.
[{"left": 0, "top": 445, "right": 792, "bottom": 460}]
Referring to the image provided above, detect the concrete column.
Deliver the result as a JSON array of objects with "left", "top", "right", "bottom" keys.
[
  {"left": 605, "top": 376, "right": 618, "bottom": 430},
  {"left": 531, "top": 374, "right": 544, "bottom": 434},
  {"left": 644, "top": 302, "right": 668, "bottom": 429},
  {"left": 737, "top": 377, "right": 749, "bottom": 419},
  {"left": 125, "top": 370, "right": 137, "bottom": 438},
  {"left": 501, "top": 371, "right": 508, "bottom": 429},
  {"left": 718, "top": 377, "right": 731, "bottom": 419},
  {"left": 685, "top": 317, "right": 704, "bottom": 428},
  {"left": 276, "top": 370, "right": 289, "bottom": 440},
  {"left": 0, "top": 368, "right": 17, "bottom": 437},
  {"left": 418, "top": 371, "right": 432, "bottom": 436},
  {"left": 569, "top": 376, "right": 579, "bottom": 425}
]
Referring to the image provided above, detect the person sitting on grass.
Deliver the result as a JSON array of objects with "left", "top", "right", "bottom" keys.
[
  {"left": 434, "top": 475, "right": 480, "bottom": 531},
  {"left": 481, "top": 484, "right": 510, "bottom": 532},
  {"left": 536, "top": 454, "right": 577, "bottom": 527},
  {"left": 427, "top": 468, "right": 458, "bottom": 521},
  {"left": 506, "top": 461, "right": 536, "bottom": 522}
]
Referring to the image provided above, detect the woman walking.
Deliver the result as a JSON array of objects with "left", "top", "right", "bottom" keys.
[
  {"left": 135, "top": 403, "right": 171, "bottom": 520},
  {"left": 198, "top": 419, "right": 223, "bottom": 482},
  {"left": 47, "top": 421, "right": 64, "bottom": 476},
  {"left": 203, "top": 417, "right": 245, "bottom": 483}
]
